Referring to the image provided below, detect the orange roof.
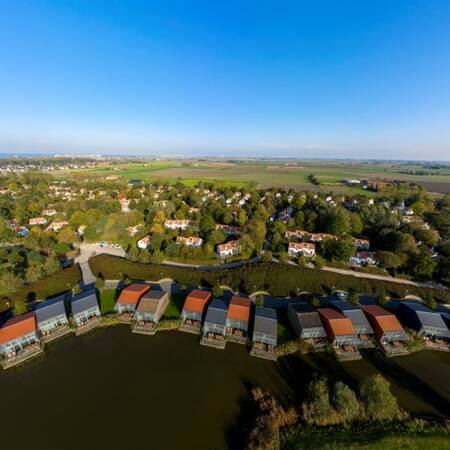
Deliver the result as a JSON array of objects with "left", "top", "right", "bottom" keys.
[
  {"left": 318, "top": 308, "right": 355, "bottom": 337},
  {"left": 0, "top": 312, "right": 36, "bottom": 344},
  {"left": 117, "top": 283, "right": 150, "bottom": 305},
  {"left": 183, "top": 290, "right": 211, "bottom": 313},
  {"left": 227, "top": 296, "right": 251, "bottom": 322},
  {"left": 362, "top": 305, "right": 404, "bottom": 334}
]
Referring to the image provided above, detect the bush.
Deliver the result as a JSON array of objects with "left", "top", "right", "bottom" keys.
[{"left": 359, "top": 374, "right": 402, "bottom": 421}]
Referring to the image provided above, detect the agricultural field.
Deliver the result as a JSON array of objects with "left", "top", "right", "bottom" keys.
[{"left": 62, "top": 159, "right": 450, "bottom": 194}]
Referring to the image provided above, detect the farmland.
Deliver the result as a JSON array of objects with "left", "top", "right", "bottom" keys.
[{"left": 62, "top": 159, "right": 450, "bottom": 194}]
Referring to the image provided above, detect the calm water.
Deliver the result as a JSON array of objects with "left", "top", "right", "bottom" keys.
[{"left": 1, "top": 327, "right": 450, "bottom": 450}]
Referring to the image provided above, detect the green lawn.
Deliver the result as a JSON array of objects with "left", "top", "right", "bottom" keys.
[
  {"left": 98, "top": 289, "right": 118, "bottom": 315},
  {"left": 162, "top": 292, "right": 186, "bottom": 319}
]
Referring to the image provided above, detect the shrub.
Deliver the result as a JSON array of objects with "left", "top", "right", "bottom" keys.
[{"left": 359, "top": 374, "right": 402, "bottom": 421}]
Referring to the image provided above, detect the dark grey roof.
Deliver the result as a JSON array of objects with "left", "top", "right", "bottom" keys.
[
  {"left": 289, "top": 303, "right": 324, "bottom": 330},
  {"left": 331, "top": 300, "right": 373, "bottom": 332},
  {"left": 35, "top": 296, "right": 67, "bottom": 323},
  {"left": 204, "top": 299, "right": 228, "bottom": 326},
  {"left": 142, "top": 290, "right": 167, "bottom": 301},
  {"left": 71, "top": 290, "right": 99, "bottom": 315},
  {"left": 401, "top": 302, "right": 450, "bottom": 334},
  {"left": 254, "top": 306, "right": 277, "bottom": 336}
]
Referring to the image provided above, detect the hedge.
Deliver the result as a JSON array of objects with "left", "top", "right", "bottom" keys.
[{"left": 89, "top": 255, "right": 450, "bottom": 303}]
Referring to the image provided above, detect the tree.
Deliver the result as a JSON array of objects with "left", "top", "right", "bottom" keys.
[
  {"left": 321, "top": 236, "right": 355, "bottom": 261},
  {"left": 424, "top": 294, "right": 436, "bottom": 310},
  {"left": 0, "top": 272, "right": 23, "bottom": 298},
  {"left": 359, "top": 374, "right": 401, "bottom": 421},
  {"left": 347, "top": 289, "right": 360, "bottom": 305},
  {"left": 332, "top": 381, "right": 361, "bottom": 423},
  {"left": 378, "top": 251, "right": 404, "bottom": 270},
  {"left": 302, "top": 378, "right": 333, "bottom": 426},
  {"left": 13, "top": 298, "right": 27, "bottom": 316},
  {"left": 261, "top": 251, "right": 273, "bottom": 262},
  {"left": 376, "top": 291, "right": 388, "bottom": 306},
  {"left": 408, "top": 248, "right": 436, "bottom": 280},
  {"left": 95, "top": 277, "right": 105, "bottom": 291},
  {"left": 212, "top": 283, "right": 223, "bottom": 298}
]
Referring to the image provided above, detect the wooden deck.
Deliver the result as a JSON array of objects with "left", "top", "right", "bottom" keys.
[
  {"left": 41, "top": 325, "right": 74, "bottom": 344},
  {"left": 200, "top": 333, "right": 226, "bottom": 349},
  {"left": 2, "top": 345, "right": 44, "bottom": 370},
  {"left": 250, "top": 343, "right": 277, "bottom": 361},
  {"left": 116, "top": 312, "right": 134, "bottom": 323},
  {"left": 132, "top": 322, "right": 157, "bottom": 335},
  {"left": 75, "top": 317, "right": 102, "bottom": 336},
  {"left": 380, "top": 340, "right": 410, "bottom": 357},
  {"left": 226, "top": 329, "right": 248, "bottom": 345},
  {"left": 179, "top": 320, "right": 202, "bottom": 335},
  {"left": 334, "top": 346, "right": 362, "bottom": 361},
  {"left": 423, "top": 339, "right": 450, "bottom": 352}
]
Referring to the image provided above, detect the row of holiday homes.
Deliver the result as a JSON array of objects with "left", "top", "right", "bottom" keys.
[{"left": 2, "top": 283, "right": 449, "bottom": 369}]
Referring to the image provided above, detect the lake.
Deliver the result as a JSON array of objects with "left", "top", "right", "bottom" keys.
[{"left": 1, "top": 326, "right": 449, "bottom": 450}]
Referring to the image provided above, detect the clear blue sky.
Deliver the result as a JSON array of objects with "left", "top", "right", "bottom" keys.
[{"left": 1, "top": 0, "right": 450, "bottom": 159}]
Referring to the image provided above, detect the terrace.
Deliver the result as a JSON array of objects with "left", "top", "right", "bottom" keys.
[
  {"left": 179, "top": 290, "right": 211, "bottom": 334},
  {"left": 1, "top": 342, "right": 44, "bottom": 370},
  {"left": 251, "top": 306, "right": 277, "bottom": 361},
  {"left": 71, "top": 291, "right": 102, "bottom": 336},
  {"left": 132, "top": 290, "right": 169, "bottom": 335},
  {"left": 226, "top": 296, "right": 251, "bottom": 344},
  {"left": 115, "top": 283, "right": 150, "bottom": 323},
  {"left": 35, "top": 295, "right": 73, "bottom": 344},
  {"left": 201, "top": 299, "right": 228, "bottom": 349}
]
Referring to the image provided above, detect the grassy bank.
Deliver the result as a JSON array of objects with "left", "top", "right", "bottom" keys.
[
  {"left": 89, "top": 255, "right": 450, "bottom": 302},
  {"left": 0, "top": 265, "right": 82, "bottom": 312}
]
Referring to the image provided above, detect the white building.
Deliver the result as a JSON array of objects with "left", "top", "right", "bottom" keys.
[
  {"left": 288, "top": 242, "right": 316, "bottom": 257},
  {"left": 217, "top": 240, "right": 240, "bottom": 258},
  {"left": 176, "top": 236, "right": 203, "bottom": 247},
  {"left": 137, "top": 235, "right": 152, "bottom": 249},
  {"left": 164, "top": 219, "right": 194, "bottom": 231}
]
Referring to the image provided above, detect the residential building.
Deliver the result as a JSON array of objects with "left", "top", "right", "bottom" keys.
[
  {"left": 164, "top": 219, "right": 194, "bottom": 230},
  {"left": 318, "top": 308, "right": 361, "bottom": 360},
  {"left": 285, "top": 230, "right": 308, "bottom": 241},
  {"left": 278, "top": 206, "right": 293, "bottom": 223},
  {"left": 115, "top": 283, "right": 150, "bottom": 322},
  {"left": 362, "top": 305, "right": 410, "bottom": 355},
  {"left": 288, "top": 242, "right": 316, "bottom": 257},
  {"left": 226, "top": 296, "right": 252, "bottom": 344},
  {"left": 176, "top": 236, "right": 203, "bottom": 247},
  {"left": 330, "top": 300, "right": 374, "bottom": 347},
  {"left": 201, "top": 299, "right": 228, "bottom": 349},
  {"left": 353, "top": 238, "right": 370, "bottom": 251},
  {"left": 35, "top": 294, "right": 72, "bottom": 343},
  {"left": 46, "top": 221, "right": 69, "bottom": 232},
  {"left": 251, "top": 306, "right": 277, "bottom": 360},
  {"left": 29, "top": 217, "right": 48, "bottom": 226},
  {"left": 133, "top": 289, "right": 169, "bottom": 335},
  {"left": 137, "top": 234, "right": 152, "bottom": 249},
  {"left": 287, "top": 303, "right": 327, "bottom": 350},
  {"left": 397, "top": 302, "right": 450, "bottom": 351},
  {"left": 127, "top": 224, "right": 144, "bottom": 236},
  {"left": 71, "top": 290, "right": 102, "bottom": 335},
  {"left": 42, "top": 208, "right": 57, "bottom": 216},
  {"left": 349, "top": 252, "right": 378, "bottom": 266},
  {"left": 179, "top": 289, "right": 211, "bottom": 334},
  {"left": 217, "top": 240, "right": 240, "bottom": 258},
  {"left": 0, "top": 312, "right": 43, "bottom": 369},
  {"left": 216, "top": 224, "right": 242, "bottom": 235}
]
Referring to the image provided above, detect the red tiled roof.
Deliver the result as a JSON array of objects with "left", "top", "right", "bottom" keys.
[
  {"left": 227, "top": 296, "right": 251, "bottom": 322},
  {"left": 183, "top": 290, "right": 211, "bottom": 313},
  {"left": 0, "top": 312, "right": 36, "bottom": 344},
  {"left": 362, "top": 305, "right": 405, "bottom": 338},
  {"left": 318, "top": 308, "right": 355, "bottom": 337},
  {"left": 117, "top": 283, "right": 150, "bottom": 305}
]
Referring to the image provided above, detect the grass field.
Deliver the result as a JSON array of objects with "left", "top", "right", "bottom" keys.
[{"left": 62, "top": 159, "right": 450, "bottom": 194}]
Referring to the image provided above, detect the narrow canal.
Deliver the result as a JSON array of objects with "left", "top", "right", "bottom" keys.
[{"left": 1, "top": 327, "right": 449, "bottom": 450}]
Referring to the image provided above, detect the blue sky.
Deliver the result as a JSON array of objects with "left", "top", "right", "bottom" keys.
[{"left": 1, "top": 0, "right": 450, "bottom": 160}]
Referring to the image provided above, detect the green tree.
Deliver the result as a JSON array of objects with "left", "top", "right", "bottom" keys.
[
  {"left": 359, "top": 374, "right": 401, "bottom": 421},
  {"left": 376, "top": 291, "right": 388, "bottom": 306},
  {"left": 347, "top": 289, "right": 360, "bottom": 305},
  {"left": 332, "top": 381, "right": 360, "bottom": 423},
  {"left": 13, "top": 298, "right": 27, "bottom": 316},
  {"left": 302, "top": 378, "right": 333, "bottom": 426},
  {"left": 212, "top": 283, "right": 223, "bottom": 298},
  {"left": 95, "top": 277, "right": 105, "bottom": 291}
]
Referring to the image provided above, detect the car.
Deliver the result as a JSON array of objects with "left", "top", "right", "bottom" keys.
[
  {"left": 98, "top": 241, "right": 108, "bottom": 248},
  {"left": 112, "top": 243, "right": 122, "bottom": 249}
]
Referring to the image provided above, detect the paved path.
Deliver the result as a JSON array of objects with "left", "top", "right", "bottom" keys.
[
  {"left": 161, "top": 256, "right": 261, "bottom": 271},
  {"left": 74, "top": 243, "right": 126, "bottom": 290}
]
